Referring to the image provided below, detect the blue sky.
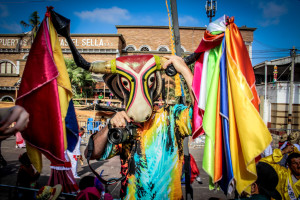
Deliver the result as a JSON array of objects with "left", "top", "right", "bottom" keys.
[{"left": 0, "top": 0, "right": 299, "bottom": 65}]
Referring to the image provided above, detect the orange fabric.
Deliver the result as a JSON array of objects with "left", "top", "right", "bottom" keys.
[
  {"left": 204, "top": 30, "right": 224, "bottom": 41},
  {"left": 227, "top": 17, "right": 260, "bottom": 110},
  {"left": 214, "top": 80, "right": 222, "bottom": 183}
]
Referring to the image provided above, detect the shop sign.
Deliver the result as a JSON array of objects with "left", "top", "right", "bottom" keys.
[{"left": 59, "top": 38, "right": 114, "bottom": 47}]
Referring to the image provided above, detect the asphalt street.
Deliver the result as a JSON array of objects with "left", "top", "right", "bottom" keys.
[{"left": 0, "top": 136, "right": 228, "bottom": 200}]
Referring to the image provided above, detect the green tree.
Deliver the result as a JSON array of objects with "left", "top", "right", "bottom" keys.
[
  {"left": 65, "top": 58, "right": 95, "bottom": 98},
  {"left": 20, "top": 11, "right": 40, "bottom": 43}
]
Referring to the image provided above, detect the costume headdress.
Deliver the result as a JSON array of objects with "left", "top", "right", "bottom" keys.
[{"left": 49, "top": 9, "right": 199, "bottom": 122}]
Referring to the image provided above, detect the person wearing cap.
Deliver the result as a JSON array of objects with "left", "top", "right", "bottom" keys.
[
  {"left": 238, "top": 162, "right": 282, "bottom": 200},
  {"left": 260, "top": 145, "right": 300, "bottom": 199},
  {"left": 279, "top": 132, "right": 300, "bottom": 167}
]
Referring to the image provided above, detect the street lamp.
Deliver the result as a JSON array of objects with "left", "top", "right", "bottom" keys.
[{"left": 205, "top": 0, "right": 217, "bottom": 23}]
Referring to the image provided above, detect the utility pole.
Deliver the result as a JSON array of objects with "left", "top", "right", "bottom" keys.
[
  {"left": 287, "top": 46, "right": 297, "bottom": 134},
  {"left": 170, "top": 0, "right": 192, "bottom": 199},
  {"left": 170, "top": 0, "right": 181, "bottom": 57},
  {"left": 205, "top": 0, "right": 217, "bottom": 22},
  {"left": 263, "top": 62, "right": 268, "bottom": 124}
]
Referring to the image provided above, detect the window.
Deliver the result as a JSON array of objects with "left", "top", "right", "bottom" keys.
[
  {"left": 140, "top": 47, "right": 149, "bottom": 51},
  {"left": 125, "top": 45, "right": 136, "bottom": 52},
  {"left": 23, "top": 54, "right": 28, "bottom": 59},
  {"left": 139, "top": 45, "right": 151, "bottom": 52},
  {"left": 0, "top": 95, "right": 14, "bottom": 102},
  {"left": 127, "top": 47, "right": 135, "bottom": 51},
  {"left": 158, "top": 45, "right": 169, "bottom": 52},
  {"left": 0, "top": 60, "right": 16, "bottom": 74}
]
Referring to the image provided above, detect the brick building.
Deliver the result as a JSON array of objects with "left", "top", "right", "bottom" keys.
[{"left": 0, "top": 25, "right": 255, "bottom": 102}]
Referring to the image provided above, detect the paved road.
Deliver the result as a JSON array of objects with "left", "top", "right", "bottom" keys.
[{"left": 0, "top": 136, "right": 228, "bottom": 200}]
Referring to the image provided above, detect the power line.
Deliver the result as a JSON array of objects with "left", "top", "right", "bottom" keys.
[{"left": 253, "top": 39, "right": 287, "bottom": 50}]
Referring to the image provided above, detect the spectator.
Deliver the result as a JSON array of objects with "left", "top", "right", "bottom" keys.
[
  {"left": 16, "top": 152, "right": 40, "bottom": 199},
  {"left": 98, "top": 93, "right": 104, "bottom": 100},
  {"left": 260, "top": 145, "right": 300, "bottom": 199},
  {"left": 76, "top": 175, "right": 113, "bottom": 200},
  {"left": 237, "top": 162, "right": 281, "bottom": 200}
]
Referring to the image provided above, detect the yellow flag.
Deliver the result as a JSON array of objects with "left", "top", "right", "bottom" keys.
[
  {"left": 226, "top": 28, "right": 272, "bottom": 194},
  {"left": 49, "top": 19, "right": 73, "bottom": 150}
]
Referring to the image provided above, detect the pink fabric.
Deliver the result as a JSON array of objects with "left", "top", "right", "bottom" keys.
[
  {"left": 192, "top": 57, "right": 205, "bottom": 139},
  {"left": 191, "top": 31, "right": 224, "bottom": 139},
  {"left": 16, "top": 18, "right": 66, "bottom": 164},
  {"left": 16, "top": 132, "right": 25, "bottom": 145},
  {"left": 48, "top": 167, "right": 79, "bottom": 193},
  {"left": 75, "top": 187, "right": 113, "bottom": 200},
  {"left": 190, "top": 154, "right": 200, "bottom": 183}
]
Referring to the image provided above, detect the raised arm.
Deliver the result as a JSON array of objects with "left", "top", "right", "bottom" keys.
[{"left": 163, "top": 55, "right": 195, "bottom": 105}]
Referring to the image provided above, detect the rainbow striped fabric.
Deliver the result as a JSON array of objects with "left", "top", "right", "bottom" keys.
[
  {"left": 101, "top": 105, "right": 192, "bottom": 199},
  {"left": 191, "top": 16, "right": 272, "bottom": 195}
]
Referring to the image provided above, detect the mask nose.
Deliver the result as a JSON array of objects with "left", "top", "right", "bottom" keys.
[{"left": 127, "top": 105, "right": 152, "bottom": 123}]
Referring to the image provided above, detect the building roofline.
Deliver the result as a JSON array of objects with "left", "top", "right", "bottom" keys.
[
  {"left": 253, "top": 54, "right": 300, "bottom": 69},
  {"left": 115, "top": 25, "right": 256, "bottom": 31},
  {"left": 0, "top": 33, "right": 27, "bottom": 37},
  {"left": 0, "top": 33, "right": 126, "bottom": 44}
]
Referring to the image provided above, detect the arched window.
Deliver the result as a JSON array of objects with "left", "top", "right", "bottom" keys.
[
  {"left": 23, "top": 54, "right": 29, "bottom": 59},
  {"left": 0, "top": 60, "right": 16, "bottom": 74},
  {"left": 125, "top": 45, "right": 136, "bottom": 52},
  {"left": 139, "top": 45, "right": 151, "bottom": 51},
  {"left": 158, "top": 45, "right": 169, "bottom": 52},
  {"left": 0, "top": 95, "right": 14, "bottom": 102}
]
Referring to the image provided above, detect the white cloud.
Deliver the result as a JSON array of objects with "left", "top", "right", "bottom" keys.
[
  {"left": 0, "top": 20, "right": 22, "bottom": 33},
  {"left": 179, "top": 16, "right": 199, "bottom": 26},
  {"left": 0, "top": 4, "right": 9, "bottom": 17},
  {"left": 258, "top": 1, "right": 287, "bottom": 26},
  {"left": 74, "top": 7, "right": 131, "bottom": 24}
]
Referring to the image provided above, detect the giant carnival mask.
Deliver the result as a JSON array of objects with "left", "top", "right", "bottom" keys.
[
  {"left": 50, "top": 9, "right": 199, "bottom": 122},
  {"left": 90, "top": 55, "right": 164, "bottom": 122}
]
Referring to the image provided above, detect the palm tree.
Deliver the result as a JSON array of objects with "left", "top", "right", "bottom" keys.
[
  {"left": 65, "top": 58, "right": 95, "bottom": 98},
  {"left": 20, "top": 11, "right": 40, "bottom": 44}
]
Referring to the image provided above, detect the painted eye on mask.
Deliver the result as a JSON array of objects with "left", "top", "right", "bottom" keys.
[
  {"left": 148, "top": 73, "right": 156, "bottom": 88},
  {"left": 120, "top": 76, "right": 131, "bottom": 91}
]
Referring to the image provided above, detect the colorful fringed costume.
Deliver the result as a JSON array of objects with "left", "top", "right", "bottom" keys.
[{"left": 100, "top": 105, "right": 192, "bottom": 199}]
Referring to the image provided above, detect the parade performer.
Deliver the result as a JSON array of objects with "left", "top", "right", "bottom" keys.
[
  {"left": 260, "top": 145, "right": 300, "bottom": 199},
  {"left": 86, "top": 55, "right": 194, "bottom": 199},
  {"left": 16, "top": 8, "right": 79, "bottom": 193}
]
